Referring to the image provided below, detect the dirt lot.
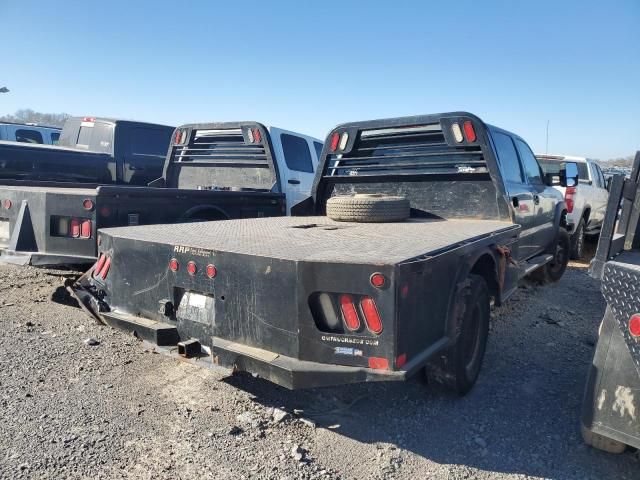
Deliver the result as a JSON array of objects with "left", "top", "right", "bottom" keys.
[{"left": 0, "top": 246, "right": 638, "bottom": 479}]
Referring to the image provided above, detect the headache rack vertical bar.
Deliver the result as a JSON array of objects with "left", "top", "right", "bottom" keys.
[{"left": 590, "top": 151, "right": 640, "bottom": 279}]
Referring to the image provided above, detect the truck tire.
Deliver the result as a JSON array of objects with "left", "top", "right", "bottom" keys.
[
  {"left": 570, "top": 218, "right": 585, "bottom": 260},
  {"left": 531, "top": 228, "right": 570, "bottom": 283},
  {"left": 426, "top": 274, "right": 490, "bottom": 395},
  {"left": 581, "top": 425, "right": 626, "bottom": 453},
  {"left": 326, "top": 194, "right": 410, "bottom": 223}
]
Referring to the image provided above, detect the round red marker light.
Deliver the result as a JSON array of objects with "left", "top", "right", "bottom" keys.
[
  {"left": 169, "top": 258, "right": 179, "bottom": 272},
  {"left": 206, "top": 264, "right": 217, "bottom": 278},
  {"left": 82, "top": 198, "right": 94, "bottom": 211},
  {"left": 370, "top": 273, "right": 386, "bottom": 288},
  {"left": 629, "top": 314, "right": 640, "bottom": 338},
  {"left": 187, "top": 261, "right": 197, "bottom": 276},
  {"left": 2, "top": 199, "right": 11, "bottom": 209}
]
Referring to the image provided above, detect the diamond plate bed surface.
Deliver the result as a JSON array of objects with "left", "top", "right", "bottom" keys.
[
  {"left": 602, "top": 251, "right": 640, "bottom": 371},
  {"left": 102, "top": 216, "right": 516, "bottom": 264}
]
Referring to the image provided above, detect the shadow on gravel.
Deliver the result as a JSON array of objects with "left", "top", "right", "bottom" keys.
[
  {"left": 51, "top": 285, "right": 80, "bottom": 308},
  {"left": 222, "top": 256, "right": 638, "bottom": 479}
]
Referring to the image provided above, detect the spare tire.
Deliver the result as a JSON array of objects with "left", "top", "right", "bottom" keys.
[{"left": 326, "top": 194, "right": 410, "bottom": 223}]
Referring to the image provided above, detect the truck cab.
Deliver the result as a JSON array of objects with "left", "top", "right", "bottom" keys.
[{"left": 489, "top": 127, "right": 565, "bottom": 262}]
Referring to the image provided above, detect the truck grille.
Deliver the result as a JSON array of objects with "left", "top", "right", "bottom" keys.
[
  {"left": 173, "top": 128, "right": 269, "bottom": 168},
  {"left": 326, "top": 123, "right": 486, "bottom": 177}
]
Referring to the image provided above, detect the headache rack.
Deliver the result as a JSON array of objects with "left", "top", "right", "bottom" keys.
[
  {"left": 326, "top": 122, "right": 488, "bottom": 177},
  {"left": 173, "top": 127, "right": 269, "bottom": 169}
]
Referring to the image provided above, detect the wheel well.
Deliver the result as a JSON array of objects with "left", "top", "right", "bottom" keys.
[
  {"left": 560, "top": 209, "right": 568, "bottom": 229},
  {"left": 582, "top": 207, "right": 591, "bottom": 222},
  {"left": 470, "top": 254, "right": 499, "bottom": 304}
]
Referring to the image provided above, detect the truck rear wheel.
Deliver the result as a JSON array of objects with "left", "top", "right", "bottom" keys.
[
  {"left": 581, "top": 425, "right": 626, "bottom": 453},
  {"left": 426, "top": 274, "right": 490, "bottom": 395},
  {"left": 531, "top": 228, "right": 570, "bottom": 283},
  {"left": 326, "top": 194, "right": 410, "bottom": 223}
]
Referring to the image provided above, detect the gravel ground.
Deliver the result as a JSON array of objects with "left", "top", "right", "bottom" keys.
[{"left": 0, "top": 244, "right": 638, "bottom": 479}]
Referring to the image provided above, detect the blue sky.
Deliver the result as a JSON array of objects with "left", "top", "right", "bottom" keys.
[{"left": 1, "top": 0, "right": 638, "bottom": 159}]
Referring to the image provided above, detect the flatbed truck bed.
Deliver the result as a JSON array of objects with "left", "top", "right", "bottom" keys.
[{"left": 103, "top": 216, "right": 517, "bottom": 264}]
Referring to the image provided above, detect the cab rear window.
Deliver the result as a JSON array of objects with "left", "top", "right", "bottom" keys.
[{"left": 15, "top": 129, "right": 43, "bottom": 144}]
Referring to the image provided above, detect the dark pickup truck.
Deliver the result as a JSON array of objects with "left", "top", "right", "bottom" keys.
[
  {"left": 0, "top": 117, "right": 174, "bottom": 185},
  {"left": 0, "top": 122, "right": 319, "bottom": 266},
  {"left": 73, "top": 112, "right": 577, "bottom": 393},
  {"left": 581, "top": 151, "right": 640, "bottom": 453}
]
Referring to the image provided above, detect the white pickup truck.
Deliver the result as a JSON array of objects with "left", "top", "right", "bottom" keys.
[{"left": 537, "top": 154, "right": 609, "bottom": 259}]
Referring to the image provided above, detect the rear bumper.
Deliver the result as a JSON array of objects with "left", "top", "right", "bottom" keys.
[{"left": 211, "top": 336, "right": 407, "bottom": 389}]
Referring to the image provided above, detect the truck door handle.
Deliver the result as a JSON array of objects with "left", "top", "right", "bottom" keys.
[
  {"left": 128, "top": 165, "right": 144, "bottom": 171},
  {"left": 288, "top": 179, "right": 300, "bottom": 185},
  {"left": 533, "top": 194, "right": 540, "bottom": 205}
]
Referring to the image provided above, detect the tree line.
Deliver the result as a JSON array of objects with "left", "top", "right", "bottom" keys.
[{"left": 0, "top": 109, "right": 70, "bottom": 127}]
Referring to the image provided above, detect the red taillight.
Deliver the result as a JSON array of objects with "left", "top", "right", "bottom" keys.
[
  {"left": 206, "top": 264, "right": 217, "bottom": 278},
  {"left": 360, "top": 296, "right": 383, "bottom": 334},
  {"left": 368, "top": 357, "right": 389, "bottom": 370},
  {"left": 174, "top": 130, "right": 182, "bottom": 144},
  {"left": 252, "top": 128, "right": 262, "bottom": 143},
  {"left": 629, "top": 314, "right": 640, "bottom": 338},
  {"left": 70, "top": 219, "right": 80, "bottom": 238},
  {"left": 187, "top": 261, "right": 197, "bottom": 276},
  {"left": 396, "top": 353, "right": 407, "bottom": 368},
  {"left": 82, "top": 199, "right": 94, "bottom": 211},
  {"left": 463, "top": 120, "right": 476, "bottom": 142},
  {"left": 100, "top": 257, "right": 111, "bottom": 279},
  {"left": 2, "top": 199, "right": 11, "bottom": 209},
  {"left": 329, "top": 132, "right": 340, "bottom": 152},
  {"left": 94, "top": 254, "right": 106, "bottom": 276},
  {"left": 339, "top": 294, "right": 360, "bottom": 331},
  {"left": 370, "top": 273, "right": 386, "bottom": 288},
  {"left": 565, "top": 186, "right": 576, "bottom": 213},
  {"left": 169, "top": 258, "right": 179, "bottom": 272},
  {"left": 80, "top": 220, "right": 91, "bottom": 239}
]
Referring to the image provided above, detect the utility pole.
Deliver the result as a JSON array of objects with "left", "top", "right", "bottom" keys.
[{"left": 545, "top": 120, "right": 549, "bottom": 154}]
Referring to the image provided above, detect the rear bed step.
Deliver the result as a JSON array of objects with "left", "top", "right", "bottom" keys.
[{"left": 101, "top": 311, "right": 179, "bottom": 346}]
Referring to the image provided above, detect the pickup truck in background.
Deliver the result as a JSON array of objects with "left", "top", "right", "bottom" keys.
[
  {"left": 73, "top": 112, "right": 577, "bottom": 394},
  {"left": 537, "top": 154, "right": 609, "bottom": 259},
  {"left": 581, "top": 151, "right": 640, "bottom": 453},
  {"left": 0, "top": 122, "right": 321, "bottom": 266},
  {"left": 0, "top": 122, "right": 61, "bottom": 145},
  {"left": 0, "top": 117, "right": 174, "bottom": 185}
]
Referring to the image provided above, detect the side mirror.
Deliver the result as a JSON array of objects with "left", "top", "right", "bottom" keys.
[
  {"left": 560, "top": 162, "right": 579, "bottom": 187},
  {"left": 606, "top": 176, "right": 612, "bottom": 192},
  {"left": 544, "top": 173, "right": 561, "bottom": 186}
]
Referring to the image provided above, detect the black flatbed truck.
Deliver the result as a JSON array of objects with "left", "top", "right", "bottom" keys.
[
  {"left": 73, "top": 112, "right": 577, "bottom": 393},
  {"left": 0, "top": 122, "right": 320, "bottom": 266},
  {"left": 581, "top": 151, "right": 640, "bottom": 453},
  {"left": 0, "top": 117, "right": 174, "bottom": 185}
]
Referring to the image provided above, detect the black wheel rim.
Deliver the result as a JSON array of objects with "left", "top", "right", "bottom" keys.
[
  {"left": 548, "top": 237, "right": 568, "bottom": 274},
  {"left": 463, "top": 304, "right": 483, "bottom": 377}
]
